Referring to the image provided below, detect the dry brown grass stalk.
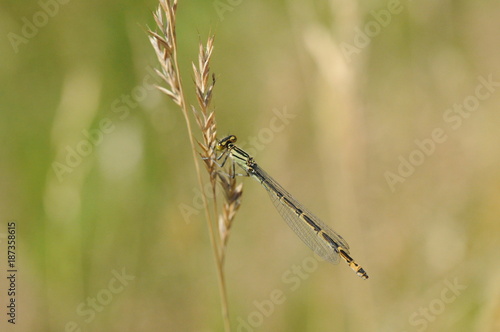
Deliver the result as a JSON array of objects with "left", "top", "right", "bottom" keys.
[
  {"left": 148, "top": 1, "right": 242, "bottom": 331},
  {"left": 191, "top": 35, "right": 243, "bottom": 259}
]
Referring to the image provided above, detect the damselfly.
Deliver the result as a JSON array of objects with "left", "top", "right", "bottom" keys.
[{"left": 215, "top": 135, "right": 368, "bottom": 279}]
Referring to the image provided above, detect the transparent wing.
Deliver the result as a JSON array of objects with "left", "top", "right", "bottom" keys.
[{"left": 251, "top": 164, "right": 350, "bottom": 264}]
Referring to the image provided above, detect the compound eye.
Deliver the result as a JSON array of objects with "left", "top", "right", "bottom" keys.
[{"left": 217, "top": 135, "right": 236, "bottom": 150}]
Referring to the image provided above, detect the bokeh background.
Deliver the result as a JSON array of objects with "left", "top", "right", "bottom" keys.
[{"left": 1, "top": 0, "right": 499, "bottom": 331}]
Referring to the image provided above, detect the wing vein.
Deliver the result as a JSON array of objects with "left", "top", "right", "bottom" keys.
[{"left": 250, "top": 164, "right": 350, "bottom": 264}]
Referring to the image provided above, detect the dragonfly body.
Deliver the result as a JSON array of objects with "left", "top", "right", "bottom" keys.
[{"left": 216, "top": 135, "right": 368, "bottom": 280}]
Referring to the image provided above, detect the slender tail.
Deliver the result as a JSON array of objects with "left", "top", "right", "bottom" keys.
[{"left": 338, "top": 247, "right": 369, "bottom": 280}]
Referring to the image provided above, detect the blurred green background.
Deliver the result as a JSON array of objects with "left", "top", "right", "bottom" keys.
[{"left": 1, "top": 0, "right": 499, "bottom": 331}]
